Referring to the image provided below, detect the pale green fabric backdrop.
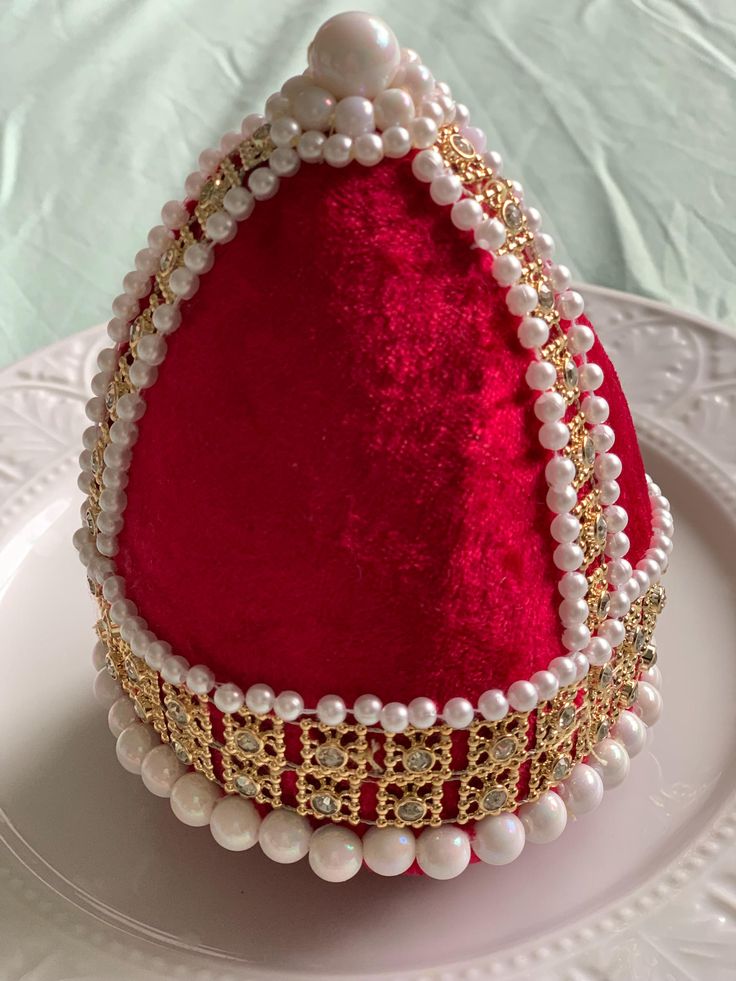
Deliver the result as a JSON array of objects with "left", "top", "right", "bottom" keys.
[{"left": 2, "top": 0, "right": 735, "bottom": 368}]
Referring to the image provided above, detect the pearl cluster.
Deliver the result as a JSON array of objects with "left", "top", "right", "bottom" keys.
[
  {"left": 97, "top": 642, "right": 663, "bottom": 880},
  {"left": 77, "top": 11, "right": 672, "bottom": 732}
]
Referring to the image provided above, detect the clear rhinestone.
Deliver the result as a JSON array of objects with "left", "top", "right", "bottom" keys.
[
  {"left": 595, "top": 514, "right": 608, "bottom": 543},
  {"left": 557, "top": 705, "right": 576, "bottom": 729},
  {"left": 125, "top": 658, "right": 139, "bottom": 682},
  {"left": 596, "top": 719, "right": 610, "bottom": 742},
  {"left": 449, "top": 133, "right": 475, "bottom": 158},
  {"left": 502, "top": 199, "right": 523, "bottom": 230},
  {"left": 235, "top": 773, "right": 260, "bottom": 797},
  {"left": 397, "top": 797, "right": 427, "bottom": 823},
  {"left": 159, "top": 245, "right": 178, "bottom": 275},
  {"left": 311, "top": 792, "right": 338, "bottom": 816},
  {"left": 622, "top": 681, "right": 638, "bottom": 707},
  {"left": 403, "top": 749, "right": 435, "bottom": 773},
  {"left": 85, "top": 508, "right": 96, "bottom": 534},
  {"left": 538, "top": 283, "right": 554, "bottom": 309},
  {"left": 564, "top": 359, "right": 579, "bottom": 389},
  {"left": 236, "top": 729, "right": 262, "bottom": 755},
  {"left": 634, "top": 627, "right": 646, "bottom": 652},
  {"left": 105, "top": 654, "right": 118, "bottom": 680},
  {"left": 552, "top": 755, "right": 572, "bottom": 781},
  {"left": 649, "top": 587, "right": 665, "bottom": 613},
  {"left": 104, "top": 386, "right": 116, "bottom": 411},
  {"left": 598, "top": 665, "right": 614, "bottom": 687},
  {"left": 91, "top": 447, "right": 103, "bottom": 475},
  {"left": 492, "top": 736, "right": 517, "bottom": 761},
  {"left": 165, "top": 698, "right": 189, "bottom": 725},
  {"left": 133, "top": 698, "right": 147, "bottom": 720},
  {"left": 482, "top": 787, "right": 508, "bottom": 811},
  {"left": 173, "top": 740, "right": 191, "bottom": 764},
  {"left": 316, "top": 744, "right": 347, "bottom": 769},
  {"left": 597, "top": 591, "right": 611, "bottom": 617},
  {"left": 641, "top": 643, "right": 657, "bottom": 668}
]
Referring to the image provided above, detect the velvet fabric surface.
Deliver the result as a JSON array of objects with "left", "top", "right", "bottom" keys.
[{"left": 117, "top": 156, "right": 651, "bottom": 707}]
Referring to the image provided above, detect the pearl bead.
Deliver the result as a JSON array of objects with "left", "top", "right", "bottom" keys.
[
  {"left": 634, "top": 681, "right": 663, "bottom": 727},
  {"left": 184, "top": 171, "right": 206, "bottom": 200},
  {"left": 170, "top": 772, "right": 221, "bottom": 827},
  {"left": 478, "top": 689, "right": 509, "bottom": 721},
  {"left": 264, "top": 92, "right": 290, "bottom": 121},
  {"left": 96, "top": 534, "right": 118, "bottom": 558},
  {"left": 546, "top": 456, "right": 576, "bottom": 490},
  {"left": 590, "top": 738, "right": 630, "bottom": 788},
  {"left": 581, "top": 395, "right": 610, "bottom": 424},
  {"left": 608, "top": 558, "right": 633, "bottom": 587},
  {"left": 557, "top": 289, "right": 584, "bottom": 321},
  {"left": 308, "top": 12, "right": 400, "bottom": 98},
  {"left": 85, "top": 395, "right": 107, "bottom": 423},
  {"left": 559, "top": 597, "right": 589, "bottom": 626},
  {"left": 354, "top": 132, "right": 384, "bottom": 165},
  {"left": 492, "top": 253, "right": 522, "bottom": 286},
  {"left": 137, "top": 333, "right": 167, "bottom": 366},
  {"left": 101, "top": 576, "right": 124, "bottom": 602},
  {"left": 410, "top": 116, "right": 438, "bottom": 149},
  {"left": 259, "top": 809, "right": 312, "bottom": 863},
  {"left": 482, "top": 149, "right": 503, "bottom": 172},
  {"left": 403, "top": 63, "right": 434, "bottom": 99},
  {"left": 161, "top": 199, "right": 188, "bottom": 230},
  {"left": 524, "top": 206, "right": 542, "bottom": 231},
  {"left": 585, "top": 636, "right": 612, "bottom": 666},
  {"left": 373, "top": 87, "right": 415, "bottom": 129},
  {"left": 550, "top": 264, "right": 572, "bottom": 291},
  {"left": 612, "top": 710, "right": 647, "bottom": 757},
  {"left": 567, "top": 322, "right": 595, "bottom": 354},
  {"left": 123, "top": 270, "right": 150, "bottom": 299},
  {"left": 551, "top": 513, "right": 581, "bottom": 545},
  {"left": 141, "top": 743, "right": 187, "bottom": 797},
  {"left": 245, "top": 683, "right": 275, "bottom": 715},
  {"left": 604, "top": 504, "right": 628, "bottom": 534},
  {"left": 151, "top": 304, "right": 181, "bottom": 335},
  {"left": 209, "top": 796, "right": 261, "bottom": 851},
  {"left": 147, "top": 224, "right": 173, "bottom": 253},
  {"left": 186, "top": 664, "right": 215, "bottom": 695},
  {"left": 416, "top": 826, "right": 471, "bottom": 880},
  {"left": 518, "top": 317, "right": 550, "bottom": 349},
  {"left": 243, "top": 169, "right": 277, "bottom": 204},
  {"left": 472, "top": 813, "right": 525, "bottom": 865},
  {"left": 323, "top": 133, "right": 353, "bottom": 167},
  {"left": 532, "top": 669, "right": 560, "bottom": 701},
  {"left": 198, "top": 147, "right": 223, "bottom": 175},
  {"left": 454, "top": 103, "right": 470, "bottom": 128},
  {"left": 108, "top": 696, "right": 137, "bottom": 738},
  {"left": 429, "top": 173, "right": 462, "bottom": 205},
  {"left": 160, "top": 655, "right": 189, "bottom": 685},
  {"left": 380, "top": 701, "right": 409, "bottom": 733},
  {"left": 292, "top": 86, "right": 336, "bottom": 131},
  {"left": 607, "top": 590, "right": 631, "bottom": 619},
  {"left": 450, "top": 198, "right": 483, "bottom": 231},
  {"left": 309, "top": 825, "right": 363, "bottom": 882},
  {"left": 519, "top": 791, "right": 567, "bottom": 843},
  {"left": 109, "top": 419, "right": 138, "bottom": 448},
  {"left": 134, "top": 247, "right": 160, "bottom": 276},
  {"left": 205, "top": 210, "right": 236, "bottom": 243},
  {"left": 443, "top": 697, "right": 475, "bottom": 729},
  {"left": 475, "top": 217, "right": 506, "bottom": 252},
  {"left": 115, "top": 723, "right": 158, "bottom": 774},
  {"left": 598, "top": 618, "right": 626, "bottom": 647},
  {"left": 506, "top": 284, "right": 539, "bottom": 316},
  {"left": 592, "top": 423, "right": 615, "bottom": 452},
  {"left": 641, "top": 663, "right": 662, "bottom": 689},
  {"left": 595, "top": 453, "right": 622, "bottom": 481},
  {"left": 549, "top": 656, "right": 577, "bottom": 688},
  {"left": 334, "top": 96, "right": 374, "bottom": 137},
  {"left": 270, "top": 116, "right": 300, "bottom": 147},
  {"left": 274, "top": 690, "right": 304, "bottom": 722},
  {"left": 507, "top": 680, "right": 538, "bottom": 712},
  {"left": 563, "top": 623, "right": 591, "bottom": 652},
  {"left": 298, "top": 130, "right": 326, "bottom": 163},
  {"left": 537, "top": 233, "right": 555, "bottom": 259},
  {"left": 605, "top": 531, "right": 630, "bottom": 559},
  {"left": 363, "top": 826, "right": 416, "bottom": 876},
  {"left": 91, "top": 638, "right": 108, "bottom": 670},
  {"left": 579, "top": 363, "right": 604, "bottom": 392},
  {"left": 540, "top": 421, "right": 570, "bottom": 451},
  {"left": 99, "top": 487, "right": 127, "bottom": 512},
  {"left": 382, "top": 125, "right": 411, "bottom": 158},
  {"left": 94, "top": 668, "right": 123, "bottom": 709},
  {"left": 145, "top": 640, "right": 171, "bottom": 671},
  {"left": 526, "top": 360, "right": 557, "bottom": 390},
  {"left": 316, "top": 694, "right": 347, "bottom": 726},
  {"left": 221, "top": 186, "right": 254, "bottom": 222},
  {"left": 558, "top": 763, "right": 604, "bottom": 817},
  {"left": 103, "top": 442, "right": 130, "bottom": 469},
  {"left": 411, "top": 148, "right": 444, "bottom": 182},
  {"left": 353, "top": 693, "right": 382, "bottom": 725},
  {"left": 462, "top": 125, "right": 486, "bottom": 152},
  {"left": 407, "top": 696, "right": 437, "bottom": 729},
  {"left": 599, "top": 480, "right": 621, "bottom": 505},
  {"left": 572, "top": 652, "right": 590, "bottom": 681},
  {"left": 547, "top": 484, "right": 577, "bottom": 513}
]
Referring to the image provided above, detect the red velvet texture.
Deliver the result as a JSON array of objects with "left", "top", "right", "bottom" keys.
[{"left": 117, "top": 157, "right": 651, "bottom": 706}]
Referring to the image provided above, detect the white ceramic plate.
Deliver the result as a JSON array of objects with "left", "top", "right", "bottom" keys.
[{"left": 1, "top": 286, "right": 735, "bottom": 981}]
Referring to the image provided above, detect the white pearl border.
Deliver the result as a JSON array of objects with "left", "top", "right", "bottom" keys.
[
  {"left": 75, "top": 53, "right": 674, "bottom": 734},
  {"left": 97, "top": 653, "right": 663, "bottom": 880}
]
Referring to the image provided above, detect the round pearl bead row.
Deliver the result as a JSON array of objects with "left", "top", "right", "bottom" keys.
[
  {"left": 98, "top": 650, "right": 662, "bottom": 880},
  {"left": 76, "top": 73, "right": 672, "bottom": 733}
]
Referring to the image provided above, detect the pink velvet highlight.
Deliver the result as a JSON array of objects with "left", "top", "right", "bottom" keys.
[{"left": 116, "top": 157, "right": 651, "bottom": 708}]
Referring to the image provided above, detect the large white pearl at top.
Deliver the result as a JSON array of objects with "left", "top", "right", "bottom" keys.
[
  {"left": 258, "top": 809, "right": 311, "bottom": 863},
  {"left": 115, "top": 722, "right": 158, "bottom": 775},
  {"left": 209, "top": 795, "right": 261, "bottom": 851},
  {"left": 308, "top": 12, "right": 400, "bottom": 99},
  {"left": 472, "top": 812, "right": 525, "bottom": 865},
  {"left": 557, "top": 763, "right": 604, "bottom": 817},
  {"left": 141, "top": 743, "right": 187, "bottom": 797},
  {"left": 416, "top": 826, "right": 471, "bottom": 880},
  {"left": 363, "top": 826, "right": 416, "bottom": 876},
  {"left": 519, "top": 791, "right": 567, "bottom": 844},
  {"left": 589, "top": 738, "right": 630, "bottom": 789},
  {"left": 170, "top": 772, "right": 221, "bottom": 827},
  {"left": 309, "top": 825, "right": 363, "bottom": 882}
]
